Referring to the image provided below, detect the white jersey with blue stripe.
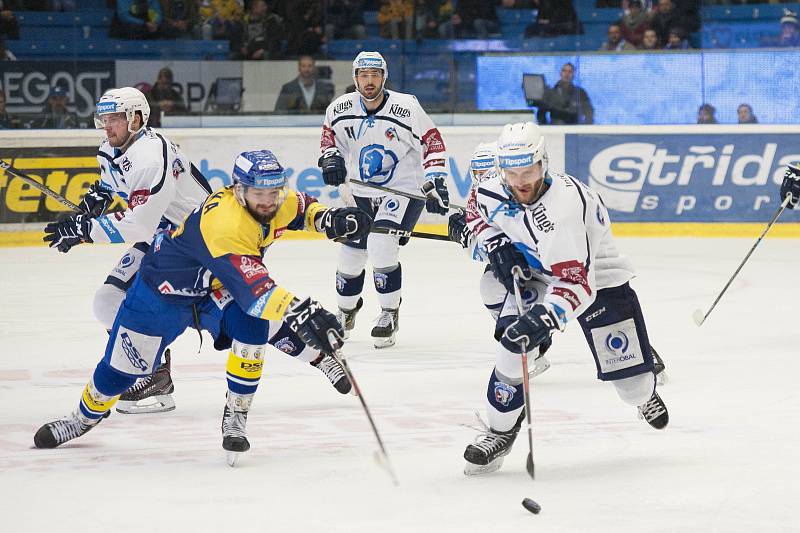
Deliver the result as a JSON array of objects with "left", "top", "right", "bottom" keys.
[
  {"left": 93, "top": 128, "right": 212, "bottom": 244},
  {"left": 321, "top": 90, "right": 448, "bottom": 198},
  {"left": 468, "top": 171, "right": 635, "bottom": 326}
]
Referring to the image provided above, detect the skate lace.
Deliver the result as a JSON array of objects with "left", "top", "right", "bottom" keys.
[
  {"left": 50, "top": 415, "right": 90, "bottom": 444},
  {"left": 315, "top": 355, "right": 346, "bottom": 385},
  {"left": 466, "top": 412, "right": 513, "bottom": 455},
  {"left": 223, "top": 408, "right": 248, "bottom": 438},
  {"left": 127, "top": 374, "right": 155, "bottom": 394},
  {"left": 639, "top": 394, "right": 666, "bottom": 422},
  {"left": 373, "top": 310, "right": 395, "bottom": 329}
]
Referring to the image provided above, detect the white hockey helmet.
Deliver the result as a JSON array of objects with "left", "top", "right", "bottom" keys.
[
  {"left": 496, "top": 122, "right": 548, "bottom": 178},
  {"left": 352, "top": 51, "right": 387, "bottom": 101},
  {"left": 94, "top": 87, "right": 150, "bottom": 133},
  {"left": 469, "top": 141, "right": 498, "bottom": 185}
]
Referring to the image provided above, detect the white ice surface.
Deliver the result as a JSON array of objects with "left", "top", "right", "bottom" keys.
[{"left": 1, "top": 237, "right": 799, "bottom": 533}]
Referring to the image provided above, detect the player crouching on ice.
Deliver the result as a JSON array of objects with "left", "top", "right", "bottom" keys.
[
  {"left": 34, "top": 150, "right": 372, "bottom": 466},
  {"left": 462, "top": 123, "right": 669, "bottom": 475}
]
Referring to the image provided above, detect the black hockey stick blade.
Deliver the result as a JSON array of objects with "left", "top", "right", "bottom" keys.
[{"left": 526, "top": 453, "right": 535, "bottom": 479}]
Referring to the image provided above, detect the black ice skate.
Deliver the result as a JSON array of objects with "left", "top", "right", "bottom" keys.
[
  {"left": 33, "top": 410, "right": 109, "bottom": 449},
  {"left": 371, "top": 306, "right": 399, "bottom": 349},
  {"left": 463, "top": 412, "right": 524, "bottom": 476},
  {"left": 336, "top": 297, "right": 363, "bottom": 340},
  {"left": 652, "top": 347, "right": 668, "bottom": 386},
  {"left": 221, "top": 400, "right": 250, "bottom": 467},
  {"left": 311, "top": 353, "right": 353, "bottom": 395},
  {"left": 638, "top": 390, "right": 669, "bottom": 430},
  {"left": 116, "top": 349, "right": 175, "bottom": 414}
]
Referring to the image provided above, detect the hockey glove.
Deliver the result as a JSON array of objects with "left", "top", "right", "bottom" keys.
[
  {"left": 79, "top": 180, "right": 114, "bottom": 217},
  {"left": 501, "top": 304, "right": 558, "bottom": 354},
  {"left": 422, "top": 176, "right": 450, "bottom": 215},
  {"left": 318, "top": 148, "right": 347, "bottom": 186},
  {"left": 43, "top": 214, "right": 93, "bottom": 253},
  {"left": 448, "top": 211, "right": 470, "bottom": 248},
  {"left": 485, "top": 236, "right": 532, "bottom": 293},
  {"left": 780, "top": 163, "right": 800, "bottom": 209},
  {"left": 319, "top": 207, "right": 373, "bottom": 241},
  {"left": 284, "top": 297, "right": 345, "bottom": 353}
]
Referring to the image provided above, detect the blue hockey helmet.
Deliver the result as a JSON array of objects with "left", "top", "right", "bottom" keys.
[{"left": 232, "top": 150, "right": 288, "bottom": 222}]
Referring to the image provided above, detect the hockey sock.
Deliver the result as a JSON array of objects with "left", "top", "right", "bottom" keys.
[
  {"left": 336, "top": 269, "right": 366, "bottom": 310},
  {"left": 225, "top": 341, "right": 265, "bottom": 397},
  {"left": 78, "top": 363, "right": 135, "bottom": 423},
  {"left": 485, "top": 368, "right": 525, "bottom": 432},
  {"left": 612, "top": 371, "right": 655, "bottom": 406},
  {"left": 374, "top": 263, "right": 402, "bottom": 309}
]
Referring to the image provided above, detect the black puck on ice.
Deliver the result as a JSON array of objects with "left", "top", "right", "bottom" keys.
[{"left": 522, "top": 498, "right": 541, "bottom": 514}]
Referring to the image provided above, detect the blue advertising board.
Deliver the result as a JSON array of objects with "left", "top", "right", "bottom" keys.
[{"left": 565, "top": 133, "right": 800, "bottom": 222}]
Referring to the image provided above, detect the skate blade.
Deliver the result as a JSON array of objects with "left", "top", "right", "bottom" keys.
[
  {"left": 656, "top": 370, "right": 668, "bottom": 386},
  {"left": 116, "top": 395, "right": 176, "bottom": 415},
  {"left": 528, "top": 357, "right": 551, "bottom": 379},
  {"left": 464, "top": 456, "right": 504, "bottom": 476},
  {"left": 226, "top": 451, "right": 243, "bottom": 467},
  {"left": 372, "top": 335, "right": 396, "bottom": 349}
]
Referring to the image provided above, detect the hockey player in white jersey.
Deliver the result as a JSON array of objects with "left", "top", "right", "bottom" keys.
[
  {"left": 318, "top": 51, "right": 451, "bottom": 348},
  {"left": 448, "top": 142, "right": 551, "bottom": 379},
  {"left": 42, "top": 87, "right": 212, "bottom": 414},
  {"left": 462, "top": 122, "right": 669, "bottom": 475}
]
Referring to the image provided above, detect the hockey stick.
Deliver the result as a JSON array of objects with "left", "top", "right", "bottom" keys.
[
  {"left": 510, "top": 266, "right": 536, "bottom": 479},
  {"left": 369, "top": 226, "right": 450, "bottom": 242},
  {"left": 0, "top": 159, "right": 80, "bottom": 211},
  {"left": 350, "top": 180, "right": 466, "bottom": 212},
  {"left": 327, "top": 332, "right": 399, "bottom": 486},
  {"left": 693, "top": 195, "right": 792, "bottom": 327}
]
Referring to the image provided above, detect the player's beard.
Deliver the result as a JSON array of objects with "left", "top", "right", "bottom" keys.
[{"left": 247, "top": 202, "right": 279, "bottom": 225}]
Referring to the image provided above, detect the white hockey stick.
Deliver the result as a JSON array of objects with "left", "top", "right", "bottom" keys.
[
  {"left": 693, "top": 195, "right": 791, "bottom": 326},
  {"left": 510, "top": 266, "right": 536, "bottom": 479}
]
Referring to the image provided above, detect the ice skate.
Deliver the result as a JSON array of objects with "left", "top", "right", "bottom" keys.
[
  {"left": 371, "top": 307, "right": 399, "bottom": 349},
  {"left": 652, "top": 347, "right": 668, "bottom": 386},
  {"left": 336, "top": 297, "right": 363, "bottom": 340},
  {"left": 33, "top": 410, "right": 109, "bottom": 449},
  {"left": 116, "top": 349, "right": 175, "bottom": 414},
  {"left": 638, "top": 390, "right": 669, "bottom": 430},
  {"left": 221, "top": 395, "right": 250, "bottom": 466},
  {"left": 311, "top": 353, "right": 353, "bottom": 395},
  {"left": 463, "top": 413, "right": 523, "bottom": 475},
  {"left": 528, "top": 353, "right": 550, "bottom": 380}
]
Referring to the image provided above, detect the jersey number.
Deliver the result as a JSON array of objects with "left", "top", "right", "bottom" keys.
[{"left": 344, "top": 126, "right": 356, "bottom": 140}]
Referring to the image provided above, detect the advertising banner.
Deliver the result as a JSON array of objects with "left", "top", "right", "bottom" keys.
[
  {"left": 565, "top": 133, "right": 800, "bottom": 222},
  {"left": 0, "top": 61, "right": 115, "bottom": 118}
]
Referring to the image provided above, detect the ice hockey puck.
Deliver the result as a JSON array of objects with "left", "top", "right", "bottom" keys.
[{"left": 522, "top": 498, "right": 541, "bottom": 514}]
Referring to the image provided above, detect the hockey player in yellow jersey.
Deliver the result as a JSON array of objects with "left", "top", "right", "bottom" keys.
[{"left": 34, "top": 150, "right": 373, "bottom": 466}]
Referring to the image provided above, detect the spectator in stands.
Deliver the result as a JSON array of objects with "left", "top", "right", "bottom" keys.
[
  {"left": 639, "top": 28, "right": 659, "bottom": 50},
  {"left": 147, "top": 67, "right": 187, "bottom": 127},
  {"left": 274, "top": 55, "right": 334, "bottom": 113},
  {"left": 111, "top": 0, "right": 163, "bottom": 40},
  {"left": 737, "top": 104, "right": 758, "bottom": 124},
  {"left": 779, "top": 9, "right": 800, "bottom": 48},
  {"left": 0, "top": 1, "right": 19, "bottom": 41},
  {"left": 378, "top": 0, "right": 414, "bottom": 40},
  {"left": 599, "top": 23, "right": 636, "bottom": 51},
  {"left": 0, "top": 90, "right": 15, "bottom": 129},
  {"left": 650, "top": 0, "right": 685, "bottom": 49},
  {"left": 325, "top": 0, "right": 366, "bottom": 42},
  {"left": 161, "top": 0, "right": 199, "bottom": 39},
  {"left": 525, "top": 0, "right": 581, "bottom": 37},
  {"left": 697, "top": 103, "right": 717, "bottom": 124},
  {"left": 0, "top": 36, "right": 15, "bottom": 60},
  {"left": 501, "top": 0, "right": 535, "bottom": 8},
  {"left": 663, "top": 26, "right": 689, "bottom": 49},
  {"left": 239, "top": 0, "right": 284, "bottom": 60},
  {"left": 198, "top": 0, "right": 243, "bottom": 47},
  {"left": 50, "top": 0, "right": 76, "bottom": 11},
  {"left": 417, "top": 0, "right": 452, "bottom": 39},
  {"left": 536, "top": 62, "right": 593, "bottom": 125},
  {"left": 440, "top": 0, "right": 500, "bottom": 39},
  {"left": 36, "top": 86, "right": 78, "bottom": 129},
  {"left": 618, "top": 0, "right": 650, "bottom": 47},
  {"left": 285, "top": 0, "right": 324, "bottom": 57}
]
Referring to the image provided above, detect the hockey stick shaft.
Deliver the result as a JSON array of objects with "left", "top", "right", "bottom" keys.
[
  {"left": 511, "top": 267, "right": 535, "bottom": 479},
  {"left": 328, "top": 334, "right": 399, "bottom": 486},
  {"left": 0, "top": 159, "right": 80, "bottom": 211},
  {"left": 693, "top": 195, "right": 791, "bottom": 326},
  {"left": 368, "top": 226, "right": 450, "bottom": 241},
  {"left": 350, "top": 180, "right": 466, "bottom": 212}
]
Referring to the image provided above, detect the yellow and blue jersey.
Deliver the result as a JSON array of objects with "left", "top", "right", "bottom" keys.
[{"left": 139, "top": 185, "right": 328, "bottom": 321}]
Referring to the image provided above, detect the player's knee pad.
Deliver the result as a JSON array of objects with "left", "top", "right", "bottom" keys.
[
  {"left": 226, "top": 340, "right": 266, "bottom": 396},
  {"left": 93, "top": 283, "right": 126, "bottom": 330},
  {"left": 612, "top": 371, "right": 655, "bottom": 407},
  {"left": 367, "top": 232, "right": 400, "bottom": 269},
  {"left": 338, "top": 244, "right": 368, "bottom": 276}
]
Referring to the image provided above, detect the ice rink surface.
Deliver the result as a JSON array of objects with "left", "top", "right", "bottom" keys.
[{"left": 1, "top": 236, "right": 798, "bottom": 533}]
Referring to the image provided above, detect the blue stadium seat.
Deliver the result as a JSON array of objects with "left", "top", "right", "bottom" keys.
[
  {"left": 701, "top": 3, "right": 800, "bottom": 22},
  {"left": 9, "top": 39, "right": 228, "bottom": 61},
  {"left": 497, "top": 8, "right": 536, "bottom": 26},
  {"left": 21, "top": 26, "right": 83, "bottom": 41},
  {"left": 15, "top": 10, "right": 112, "bottom": 27},
  {"left": 580, "top": 8, "right": 623, "bottom": 24}
]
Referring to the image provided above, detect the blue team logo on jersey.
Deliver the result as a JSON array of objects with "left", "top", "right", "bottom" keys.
[
  {"left": 384, "top": 198, "right": 400, "bottom": 212},
  {"left": 605, "top": 331, "right": 630, "bottom": 355},
  {"left": 359, "top": 144, "right": 398, "bottom": 186},
  {"left": 119, "top": 253, "right": 135, "bottom": 268}
]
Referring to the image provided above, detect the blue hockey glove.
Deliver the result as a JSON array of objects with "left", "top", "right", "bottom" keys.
[
  {"left": 319, "top": 207, "right": 372, "bottom": 241},
  {"left": 780, "top": 163, "right": 800, "bottom": 209},
  {"left": 43, "top": 214, "right": 93, "bottom": 253},
  {"left": 79, "top": 180, "right": 114, "bottom": 217},
  {"left": 284, "top": 298, "right": 345, "bottom": 353},
  {"left": 448, "top": 211, "right": 469, "bottom": 248},
  {"left": 501, "top": 304, "right": 558, "bottom": 354},
  {"left": 422, "top": 176, "right": 450, "bottom": 215},
  {"left": 485, "top": 235, "right": 531, "bottom": 293},
  {"left": 318, "top": 148, "right": 347, "bottom": 186}
]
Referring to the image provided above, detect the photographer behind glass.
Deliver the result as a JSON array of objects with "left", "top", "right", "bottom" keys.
[{"left": 525, "top": 63, "right": 594, "bottom": 125}]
